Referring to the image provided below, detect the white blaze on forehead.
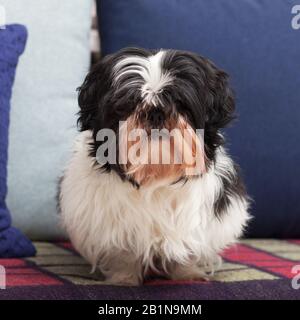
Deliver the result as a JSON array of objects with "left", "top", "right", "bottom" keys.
[{"left": 113, "top": 51, "right": 173, "bottom": 105}]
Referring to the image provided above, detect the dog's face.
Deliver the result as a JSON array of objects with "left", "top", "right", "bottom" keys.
[{"left": 77, "top": 47, "right": 235, "bottom": 186}]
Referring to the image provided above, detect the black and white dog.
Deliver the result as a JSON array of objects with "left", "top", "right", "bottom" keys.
[{"left": 59, "top": 47, "right": 250, "bottom": 285}]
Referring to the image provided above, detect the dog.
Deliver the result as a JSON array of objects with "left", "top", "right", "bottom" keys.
[{"left": 59, "top": 47, "right": 250, "bottom": 286}]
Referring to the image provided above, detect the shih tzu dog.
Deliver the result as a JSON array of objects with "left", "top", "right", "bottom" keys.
[{"left": 59, "top": 47, "right": 250, "bottom": 286}]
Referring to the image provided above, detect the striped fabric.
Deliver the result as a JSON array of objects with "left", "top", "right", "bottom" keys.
[{"left": 0, "top": 240, "right": 300, "bottom": 299}]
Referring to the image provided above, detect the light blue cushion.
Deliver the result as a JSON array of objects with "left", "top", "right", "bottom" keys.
[{"left": 3, "top": 0, "right": 92, "bottom": 239}]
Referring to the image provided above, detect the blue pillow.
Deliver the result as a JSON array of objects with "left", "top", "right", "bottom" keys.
[
  {"left": 0, "top": 24, "right": 36, "bottom": 257},
  {"left": 97, "top": 0, "right": 300, "bottom": 237}
]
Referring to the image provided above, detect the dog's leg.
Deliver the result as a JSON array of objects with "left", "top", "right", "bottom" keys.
[{"left": 99, "top": 251, "right": 143, "bottom": 286}]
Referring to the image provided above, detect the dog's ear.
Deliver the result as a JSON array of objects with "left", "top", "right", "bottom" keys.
[
  {"left": 180, "top": 52, "right": 235, "bottom": 130},
  {"left": 205, "top": 61, "right": 235, "bottom": 129},
  {"left": 77, "top": 56, "right": 112, "bottom": 131},
  {"left": 187, "top": 53, "right": 236, "bottom": 159},
  {"left": 202, "top": 59, "right": 236, "bottom": 159}
]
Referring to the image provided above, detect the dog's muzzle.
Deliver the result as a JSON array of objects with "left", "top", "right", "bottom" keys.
[{"left": 146, "top": 108, "right": 166, "bottom": 128}]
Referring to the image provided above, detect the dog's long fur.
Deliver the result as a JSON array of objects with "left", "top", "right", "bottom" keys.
[{"left": 59, "top": 48, "right": 250, "bottom": 285}]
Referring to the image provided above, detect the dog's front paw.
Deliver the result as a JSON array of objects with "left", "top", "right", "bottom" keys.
[{"left": 169, "top": 263, "right": 211, "bottom": 281}]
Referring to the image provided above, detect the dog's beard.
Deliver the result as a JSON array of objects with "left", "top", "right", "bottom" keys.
[{"left": 119, "top": 113, "right": 206, "bottom": 185}]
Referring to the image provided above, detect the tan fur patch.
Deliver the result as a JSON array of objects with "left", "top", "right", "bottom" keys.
[{"left": 119, "top": 114, "right": 206, "bottom": 185}]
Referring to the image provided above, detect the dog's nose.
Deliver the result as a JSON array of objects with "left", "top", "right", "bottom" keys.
[{"left": 147, "top": 108, "right": 165, "bottom": 128}]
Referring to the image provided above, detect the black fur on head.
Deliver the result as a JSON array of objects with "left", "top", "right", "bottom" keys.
[{"left": 77, "top": 47, "right": 235, "bottom": 184}]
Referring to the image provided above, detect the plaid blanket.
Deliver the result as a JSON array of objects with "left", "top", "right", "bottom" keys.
[{"left": 0, "top": 240, "right": 300, "bottom": 300}]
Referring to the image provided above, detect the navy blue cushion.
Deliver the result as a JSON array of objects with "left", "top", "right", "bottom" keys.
[
  {"left": 0, "top": 25, "right": 36, "bottom": 257},
  {"left": 98, "top": 0, "right": 300, "bottom": 237}
]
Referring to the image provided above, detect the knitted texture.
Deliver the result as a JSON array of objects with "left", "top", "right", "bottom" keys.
[{"left": 0, "top": 25, "right": 36, "bottom": 257}]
